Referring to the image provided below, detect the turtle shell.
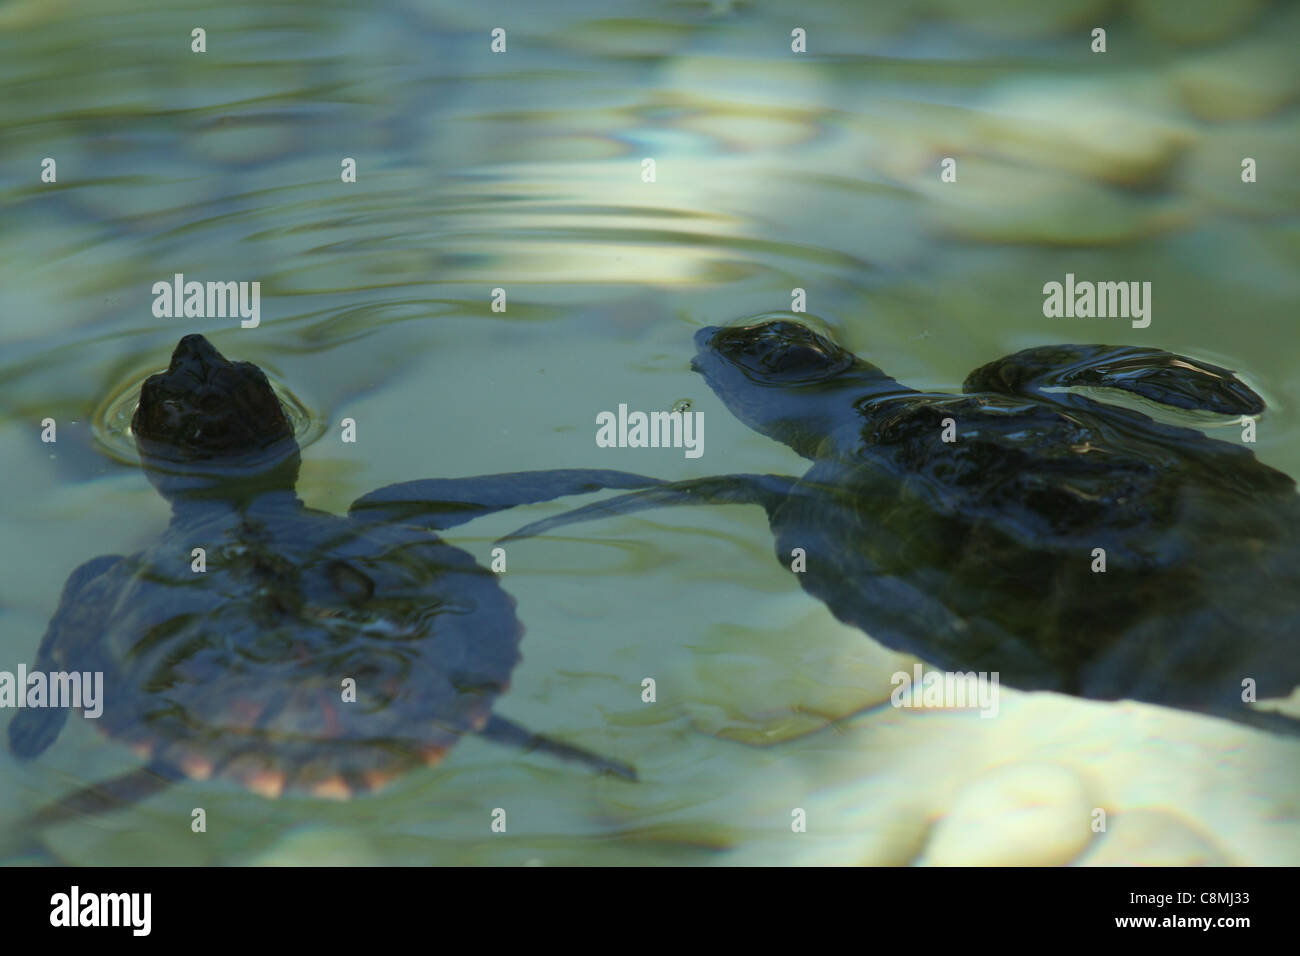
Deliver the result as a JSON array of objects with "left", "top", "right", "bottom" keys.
[
  {"left": 727, "top": 328, "right": 1300, "bottom": 719},
  {"left": 505, "top": 320, "right": 1300, "bottom": 734},
  {"left": 10, "top": 334, "right": 647, "bottom": 814},
  {"left": 64, "top": 507, "right": 522, "bottom": 800}
]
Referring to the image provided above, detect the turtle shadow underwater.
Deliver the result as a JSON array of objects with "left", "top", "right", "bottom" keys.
[
  {"left": 7, "top": 334, "right": 658, "bottom": 836},
  {"left": 505, "top": 319, "right": 1300, "bottom": 739}
]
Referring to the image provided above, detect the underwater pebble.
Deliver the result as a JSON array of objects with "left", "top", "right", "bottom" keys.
[
  {"left": 723, "top": 811, "right": 930, "bottom": 867},
  {"left": 187, "top": 115, "right": 308, "bottom": 168},
  {"left": 1131, "top": 0, "right": 1268, "bottom": 46},
  {"left": 249, "top": 826, "right": 381, "bottom": 866},
  {"left": 975, "top": 79, "right": 1194, "bottom": 185},
  {"left": 0, "top": 0, "right": 74, "bottom": 27},
  {"left": 1171, "top": 19, "right": 1300, "bottom": 121},
  {"left": 40, "top": 807, "right": 216, "bottom": 866},
  {"left": 681, "top": 601, "right": 915, "bottom": 745},
  {"left": 1179, "top": 116, "right": 1300, "bottom": 218},
  {"left": 1077, "top": 809, "right": 1230, "bottom": 865},
  {"left": 404, "top": 0, "right": 620, "bottom": 35},
  {"left": 921, "top": 762, "right": 1093, "bottom": 866},
  {"left": 712, "top": 686, "right": 1300, "bottom": 867},
  {"left": 928, "top": 0, "right": 1110, "bottom": 39},
  {"left": 854, "top": 101, "right": 980, "bottom": 183},
  {"left": 564, "top": 17, "right": 697, "bottom": 57},
  {"left": 920, "top": 156, "right": 1191, "bottom": 244},
  {"left": 660, "top": 55, "right": 830, "bottom": 113}
]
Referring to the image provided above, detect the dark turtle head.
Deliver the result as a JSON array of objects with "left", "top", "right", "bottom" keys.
[
  {"left": 132, "top": 335, "right": 300, "bottom": 503},
  {"left": 692, "top": 320, "right": 911, "bottom": 459}
]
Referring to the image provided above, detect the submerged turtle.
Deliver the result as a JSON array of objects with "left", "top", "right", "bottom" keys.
[
  {"left": 506, "top": 319, "right": 1300, "bottom": 735},
  {"left": 9, "top": 334, "right": 654, "bottom": 825}
]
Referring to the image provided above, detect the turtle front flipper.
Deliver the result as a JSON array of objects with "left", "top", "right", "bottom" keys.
[
  {"left": 498, "top": 473, "right": 799, "bottom": 543},
  {"left": 480, "top": 714, "right": 636, "bottom": 781},
  {"left": 348, "top": 469, "right": 668, "bottom": 531},
  {"left": 964, "top": 345, "right": 1264, "bottom": 416},
  {"left": 8, "top": 554, "right": 123, "bottom": 759}
]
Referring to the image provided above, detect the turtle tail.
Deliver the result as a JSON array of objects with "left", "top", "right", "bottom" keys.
[{"left": 481, "top": 714, "right": 637, "bottom": 781}]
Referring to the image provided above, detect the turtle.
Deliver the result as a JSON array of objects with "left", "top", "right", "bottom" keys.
[
  {"left": 8, "top": 333, "right": 657, "bottom": 828},
  {"left": 504, "top": 319, "right": 1300, "bottom": 736}
]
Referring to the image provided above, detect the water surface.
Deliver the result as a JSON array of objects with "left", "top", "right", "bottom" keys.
[{"left": 2, "top": 0, "right": 1298, "bottom": 865}]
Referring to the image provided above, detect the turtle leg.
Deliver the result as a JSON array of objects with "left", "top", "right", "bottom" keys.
[
  {"left": 498, "top": 473, "right": 800, "bottom": 543},
  {"left": 8, "top": 554, "right": 123, "bottom": 759},
  {"left": 480, "top": 714, "right": 637, "bottom": 781},
  {"left": 7, "top": 707, "right": 68, "bottom": 761},
  {"left": 20, "top": 760, "right": 184, "bottom": 831},
  {"left": 348, "top": 469, "right": 667, "bottom": 531},
  {"left": 964, "top": 344, "right": 1264, "bottom": 416}
]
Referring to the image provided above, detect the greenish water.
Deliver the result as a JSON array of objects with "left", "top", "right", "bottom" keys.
[{"left": 1, "top": 0, "right": 1298, "bottom": 865}]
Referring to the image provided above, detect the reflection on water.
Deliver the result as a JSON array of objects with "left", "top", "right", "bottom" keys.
[{"left": 1, "top": 0, "right": 1298, "bottom": 865}]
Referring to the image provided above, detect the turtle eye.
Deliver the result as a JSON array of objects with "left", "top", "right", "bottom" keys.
[
  {"left": 158, "top": 399, "right": 182, "bottom": 428},
  {"left": 766, "top": 344, "right": 832, "bottom": 374}
]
